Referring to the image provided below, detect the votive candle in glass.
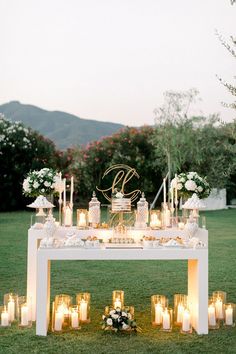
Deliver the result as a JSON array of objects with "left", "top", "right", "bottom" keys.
[
  {"left": 70, "top": 305, "right": 81, "bottom": 330},
  {"left": 76, "top": 293, "right": 90, "bottom": 323},
  {"left": 112, "top": 290, "right": 124, "bottom": 310},
  {"left": 77, "top": 209, "right": 88, "bottom": 229},
  {"left": 4, "top": 293, "right": 19, "bottom": 323},
  {"left": 161, "top": 307, "right": 173, "bottom": 332},
  {"left": 151, "top": 295, "right": 168, "bottom": 326},
  {"left": 208, "top": 299, "right": 219, "bottom": 329},
  {"left": 174, "top": 294, "right": 188, "bottom": 325},
  {"left": 18, "top": 296, "right": 32, "bottom": 328},
  {"left": 212, "top": 291, "right": 226, "bottom": 320},
  {"left": 180, "top": 308, "right": 192, "bottom": 334},
  {"left": 0, "top": 306, "right": 10, "bottom": 327},
  {"left": 224, "top": 303, "right": 235, "bottom": 327}
]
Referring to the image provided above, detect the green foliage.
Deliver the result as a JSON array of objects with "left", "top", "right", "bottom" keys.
[{"left": 0, "top": 115, "right": 60, "bottom": 211}]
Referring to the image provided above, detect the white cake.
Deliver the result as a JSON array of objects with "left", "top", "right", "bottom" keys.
[{"left": 111, "top": 198, "right": 131, "bottom": 212}]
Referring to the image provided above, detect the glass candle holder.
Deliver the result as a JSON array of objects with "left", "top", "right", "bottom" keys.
[
  {"left": 0, "top": 306, "right": 11, "bottom": 327},
  {"left": 76, "top": 293, "right": 91, "bottom": 323},
  {"left": 150, "top": 210, "right": 162, "bottom": 229},
  {"left": 52, "top": 294, "right": 72, "bottom": 332},
  {"left": 174, "top": 294, "right": 188, "bottom": 325},
  {"left": 4, "top": 293, "right": 19, "bottom": 323},
  {"left": 161, "top": 307, "right": 173, "bottom": 332},
  {"left": 63, "top": 202, "right": 73, "bottom": 227},
  {"left": 224, "top": 303, "right": 236, "bottom": 327},
  {"left": 18, "top": 296, "right": 32, "bottom": 328},
  {"left": 212, "top": 291, "right": 227, "bottom": 320},
  {"left": 180, "top": 308, "right": 192, "bottom": 334},
  {"left": 69, "top": 305, "right": 81, "bottom": 330},
  {"left": 77, "top": 209, "right": 88, "bottom": 229},
  {"left": 151, "top": 295, "right": 168, "bottom": 326},
  {"left": 88, "top": 192, "right": 101, "bottom": 228},
  {"left": 112, "top": 290, "right": 124, "bottom": 310},
  {"left": 208, "top": 299, "right": 219, "bottom": 329}
]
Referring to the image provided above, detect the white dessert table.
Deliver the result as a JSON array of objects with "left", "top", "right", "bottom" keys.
[{"left": 27, "top": 227, "right": 208, "bottom": 336}]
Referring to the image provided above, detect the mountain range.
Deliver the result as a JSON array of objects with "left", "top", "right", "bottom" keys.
[{"left": 0, "top": 101, "right": 124, "bottom": 149}]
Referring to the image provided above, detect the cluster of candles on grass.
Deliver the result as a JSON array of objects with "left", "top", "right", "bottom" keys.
[
  {"left": 1, "top": 290, "right": 235, "bottom": 332},
  {"left": 0, "top": 293, "right": 32, "bottom": 328},
  {"left": 151, "top": 294, "right": 192, "bottom": 333},
  {"left": 208, "top": 291, "right": 235, "bottom": 329},
  {"left": 51, "top": 293, "right": 90, "bottom": 332}
]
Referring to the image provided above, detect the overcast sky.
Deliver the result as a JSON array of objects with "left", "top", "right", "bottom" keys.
[{"left": 0, "top": 0, "right": 235, "bottom": 126}]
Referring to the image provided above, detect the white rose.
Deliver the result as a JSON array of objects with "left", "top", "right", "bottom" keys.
[
  {"left": 107, "top": 318, "right": 113, "bottom": 326},
  {"left": 185, "top": 180, "right": 197, "bottom": 191},
  {"left": 116, "top": 192, "right": 123, "bottom": 198},
  {"left": 122, "top": 323, "right": 130, "bottom": 330},
  {"left": 44, "top": 181, "right": 50, "bottom": 187},
  {"left": 112, "top": 314, "right": 119, "bottom": 319},
  {"left": 197, "top": 186, "right": 203, "bottom": 192},
  {"left": 33, "top": 181, "right": 39, "bottom": 189},
  {"left": 23, "top": 178, "right": 30, "bottom": 192},
  {"left": 109, "top": 310, "right": 116, "bottom": 316},
  {"left": 177, "top": 183, "right": 183, "bottom": 190},
  {"left": 122, "top": 312, "right": 128, "bottom": 317}
]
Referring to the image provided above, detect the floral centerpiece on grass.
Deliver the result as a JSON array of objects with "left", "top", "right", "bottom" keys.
[
  {"left": 171, "top": 172, "right": 210, "bottom": 200},
  {"left": 23, "top": 168, "right": 58, "bottom": 197},
  {"left": 102, "top": 308, "right": 140, "bottom": 332}
]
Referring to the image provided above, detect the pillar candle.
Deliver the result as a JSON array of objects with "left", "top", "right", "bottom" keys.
[
  {"left": 79, "top": 300, "right": 88, "bottom": 321},
  {"left": 78, "top": 212, "right": 86, "bottom": 227},
  {"left": 54, "top": 311, "right": 63, "bottom": 331},
  {"left": 208, "top": 304, "right": 216, "bottom": 326},
  {"left": 182, "top": 309, "right": 191, "bottom": 332},
  {"left": 177, "top": 303, "right": 184, "bottom": 323},
  {"left": 1, "top": 308, "right": 9, "bottom": 326},
  {"left": 162, "top": 309, "right": 170, "bottom": 330},
  {"left": 215, "top": 298, "right": 224, "bottom": 319},
  {"left": 71, "top": 311, "right": 79, "bottom": 328},
  {"left": 114, "top": 298, "right": 122, "bottom": 309},
  {"left": 225, "top": 305, "right": 233, "bottom": 326},
  {"left": 155, "top": 303, "right": 163, "bottom": 325},
  {"left": 21, "top": 305, "right": 29, "bottom": 326},
  {"left": 8, "top": 298, "right": 15, "bottom": 322}
]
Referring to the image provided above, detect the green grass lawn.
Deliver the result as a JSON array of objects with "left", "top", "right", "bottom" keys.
[{"left": 0, "top": 209, "right": 236, "bottom": 354}]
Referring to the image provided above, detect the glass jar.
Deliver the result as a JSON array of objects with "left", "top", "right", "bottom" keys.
[
  {"left": 224, "top": 303, "right": 236, "bottom": 327},
  {"left": 76, "top": 293, "right": 91, "bottom": 323},
  {"left": 208, "top": 299, "right": 219, "bottom": 329},
  {"left": 88, "top": 192, "right": 101, "bottom": 228},
  {"left": 3, "top": 293, "right": 19, "bottom": 323},
  {"left": 151, "top": 295, "right": 168, "bottom": 326},
  {"left": 52, "top": 294, "right": 72, "bottom": 332},
  {"left": 0, "top": 306, "right": 11, "bottom": 327},
  {"left": 69, "top": 305, "right": 81, "bottom": 330},
  {"left": 135, "top": 192, "right": 149, "bottom": 228},
  {"left": 18, "top": 296, "right": 32, "bottom": 328},
  {"left": 180, "top": 308, "right": 192, "bottom": 334},
  {"left": 174, "top": 294, "right": 188, "bottom": 325},
  {"left": 63, "top": 202, "right": 73, "bottom": 227},
  {"left": 112, "top": 290, "right": 124, "bottom": 310},
  {"left": 150, "top": 210, "right": 162, "bottom": 229},
  {"left": 212, "top": 291, "right": 227, "bottom": 320},
  {"left": 77, "top": 209, "right": 88, "bottom": 229},
  {"left": 161, "top": 307, "right": 173, "bottom": 332}
]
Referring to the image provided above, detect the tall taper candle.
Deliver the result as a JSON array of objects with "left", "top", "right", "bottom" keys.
[
  {"left": 63, "top": 178, "right": 66, "bottom": 210},
  {"left": 175, "top": 174, "right": 178, "bottom": 204},
  {"left": 70, "top": 176, "right": 74, "bottom": 206},
  {"left": 163, "top": 178, "right": 166, "bottom": 206}
]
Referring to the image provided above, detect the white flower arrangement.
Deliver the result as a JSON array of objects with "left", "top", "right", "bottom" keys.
[
  {"left": 101, "top": 308, "right": 140, "bottom": 332},
  {"left": 23, "top": 168, "right": 58, "bottom": 197},
  {"left": 171, "top": 172, "right": 210, "bottom": 199}
]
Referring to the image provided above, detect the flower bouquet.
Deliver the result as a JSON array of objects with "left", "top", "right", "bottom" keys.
[
  {"left": 23, "top": 168, "right": 58, "bottom": 197},
  {"left": 101, "top": 308, "right": 140, "bottom": 332},
  {"left": 171, "top": 172, "right": 210, "bottom": 200}
]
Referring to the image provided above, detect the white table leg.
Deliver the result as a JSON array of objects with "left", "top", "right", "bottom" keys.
[
  {"left": 36, "top": 254, "right": 51, "bottom": 336},
  {"left": 188, "top": 252, "right": 208, "bottom": 334},
  {"left": 27, "top": 231, "right": 39, "bottom": 321}
]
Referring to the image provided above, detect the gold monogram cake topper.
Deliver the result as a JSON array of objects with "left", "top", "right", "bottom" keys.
[{"left": 96, "top": 164, "right": 141, "bottom": 202}]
